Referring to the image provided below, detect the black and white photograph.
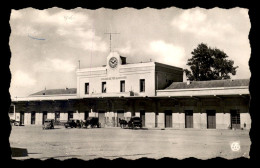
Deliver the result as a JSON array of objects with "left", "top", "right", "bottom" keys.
[{"left": 8, "top": 7, "right": 251, "bottom": 160}]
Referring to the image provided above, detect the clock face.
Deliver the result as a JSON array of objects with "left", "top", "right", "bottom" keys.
[{"left": 109, "top": 57, "right": 118, "bottom": 68}]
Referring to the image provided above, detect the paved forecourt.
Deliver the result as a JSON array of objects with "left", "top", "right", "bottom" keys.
[{"left": 9, "top": 125, "right": 250, "bottom": 160}]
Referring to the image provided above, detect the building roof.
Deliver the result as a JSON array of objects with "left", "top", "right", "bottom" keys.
[
  {"left": 165, "top": 79, "right": 249, "bottom": 90},
  {"left": 30, "top": 88, "right": 77, "bottom": 96},
  {"left": 154, "top": 62, "right": 183, "bottom": 71}
]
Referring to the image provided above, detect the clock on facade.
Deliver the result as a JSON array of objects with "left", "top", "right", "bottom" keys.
[{"left": 109, "top": 57, "right": 118, "bottom": 68}]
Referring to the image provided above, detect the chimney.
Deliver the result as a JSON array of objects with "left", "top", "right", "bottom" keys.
[{"left": 120, "top": 56, "right": 126, "bottom": 65}]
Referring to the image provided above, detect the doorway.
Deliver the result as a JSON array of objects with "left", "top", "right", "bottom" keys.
[
  {"left": 68, "top": 111, "right": 73, "bottom": 121},
  {"left": 55, "top": 111, "right": 60, "bottom": 122},
  {"left": 117, "top": 110, "right": 124, "bottom": 127},
  {"left": 231, "top": 110, "right": 240, "bottom": 129},
  {"left": 42, "top": 111, "right": 47, "bottom": 124},
  {"left": 185, "top": 110, "right": 193, "bottom": 128},
  {"left": 20, "top": 111, "right": 24, "bottom": 125},
  {"left": 31, "top": 111, "right": 36, "bottom": 125},
  {"left": 165, "top": 110, "right": 172, "bottom": 128},
  {"left": 84, "top": 111, "right": 89, "bottom": 120},
  {"left": 98, "top": 110, "right": 106, "bottom": 127},
  {"left": 155, "top": 112, "right": 158, "bottom": 127},
  {"left": 140, "top": 110, "right": 145, "bottom": 127},
  {"left": 207, "top": 110, "right": 216, "bottom": 129}
]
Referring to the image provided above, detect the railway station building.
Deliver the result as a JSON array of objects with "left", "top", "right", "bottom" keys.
[{"left": 9, "top": 52, "right": 251, "bottom": 130}]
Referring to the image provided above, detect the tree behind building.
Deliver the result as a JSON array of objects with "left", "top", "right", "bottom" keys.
[{"left": 184, "top": 43, "right": 238, "bottom": 81}]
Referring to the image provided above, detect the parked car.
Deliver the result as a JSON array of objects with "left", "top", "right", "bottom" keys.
[
  {"left": 42, "top": 119, "right": 54, "bottom": 130},
  {"left": 85, "top": 117, "right": 101, "bottom": 128},
  {"left": 10, "top": 119, "right": 20, "bottom": 126},
  {"left": 128, "top": 116, "right": 142, "bottom": 129},
  {"left": 64, "top": 119, "right": 77, "bottom": 128}
]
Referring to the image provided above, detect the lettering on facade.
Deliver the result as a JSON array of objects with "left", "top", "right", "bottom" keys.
[{"left": 101, "top": 76, "right": 127, "bottom": 80}]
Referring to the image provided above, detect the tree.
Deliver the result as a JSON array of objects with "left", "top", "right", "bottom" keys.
[{"left": 184, "top": 43, "right": 238, "bottom": 81}]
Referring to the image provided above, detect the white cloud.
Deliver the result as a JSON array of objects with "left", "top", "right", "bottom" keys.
[
  {"left": 33, "top": 58, "right": 76, "bottom": 73},
  {"left": 11, "top": 9, "right": 109, "bottom": 53},
  {"left": 149, "top": 40, "right": 185, "bottom": 67},
  {"left": 176, "top": 10, "right": 207, "bottom": 31},
  {"left": 171, "top": 9, "right": 236, "bottom": 38},
  {"left": 62, "top": 28, "right": 108, "bottom": 52},
  {"left": 34, "top": 10, "right": 108, "bottom": 52},
  {"left": 12, "top": 25, "right": 42, "bottom": 37},
  {"left": 11, "top": 70, "right": 36, "bottom": 87},
  {"left": 31, "top": 9, "right": 92, "bottom": 27},
  {"left": 116, "top": 42, "right": 132, "bottom": 55}
]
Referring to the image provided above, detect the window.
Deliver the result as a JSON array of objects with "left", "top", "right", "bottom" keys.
[
  {"left": 85, "top": 83, "right": 89, "bottom": 94},
  {"left": 120, "top": 80, "right": 125, "bottom": 92},
  {"left": 140, "top": 79, "right": 145, "bottom": 92},
  {"left": 102, "top": 82, "right": 106, "bottom": 93}
]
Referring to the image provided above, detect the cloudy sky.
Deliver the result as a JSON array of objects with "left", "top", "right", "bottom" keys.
[{"left": 9, "top": 7, "right": 251, "bottom": 98}]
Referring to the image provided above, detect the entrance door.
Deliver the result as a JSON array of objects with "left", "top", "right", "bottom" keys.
[
  {"left": 117, "top": 110, "right": 124, "bottom": 127},
  {"left": 207, "top": 110, "right": 216, "bottom": 129},
  {"left": 20, "top": 112, "right": 24, "bottom": 125},
  {"left": 140, "top": 110, "right": 145, "bottom": 127},
  {"left": 55, "top": 111, "right": 60, "bottom": 122},
  {"left": 155, "top": 112, "right": 158, "bottom": 127},
  {"left": 98, "top": 111, "right": 105, "bottom": 127},
  {"left": 31, "top": 112, "right": 36, "bottom": 125},
  {"left": 68, "top": 111, "right": 73, "bottom": 121},
  {"left": 165, "top": 110, "right": 172, "bottom": 128},
  {"left": 185, "top": 110, "right": 193, "bottom": 128},
  {"left": 42, "top": 111, "right": 47, "bottom": 124},
  {"left": 231, "top": 110, "right": 240, "bottom": 129},
  {"left": 84, "top": 111, "right": 89, "bottom": 120}
]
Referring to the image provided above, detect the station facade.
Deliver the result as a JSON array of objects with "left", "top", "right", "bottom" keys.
[{"left": 10, "top": 52, "right": 251, "bottom": 130}]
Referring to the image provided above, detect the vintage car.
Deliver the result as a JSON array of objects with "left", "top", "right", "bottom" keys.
[
  {"left": 85, "top": 117, "right": 101, "bottom": 128},
  {"left": 128, "top": 116, "right": 142, "bottom": 129},
  {"left": 10, "top": 119, "right": 20, "bottom": 126},
  {"left": 64, "top": 119, "right": 78, "bottom": 128},
  {"left": 42, "top": 119, "right": 54, "bottom": 130}
]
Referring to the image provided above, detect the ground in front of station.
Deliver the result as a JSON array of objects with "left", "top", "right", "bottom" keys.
[{"left": 9, "top": 125, "right": 251, "bottom": 160}]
